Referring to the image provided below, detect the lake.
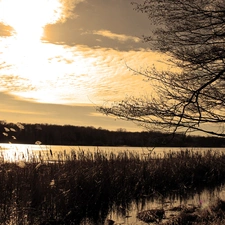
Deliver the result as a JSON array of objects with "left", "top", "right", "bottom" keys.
[{"left": 0, "top": 143, "right": 225, "bottom": 162}]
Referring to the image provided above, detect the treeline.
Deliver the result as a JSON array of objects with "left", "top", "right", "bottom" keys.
[{"left": 0, "top": 121, "right": 225, "bottom": 147}]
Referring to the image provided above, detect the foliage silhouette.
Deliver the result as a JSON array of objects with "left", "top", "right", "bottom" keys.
[{"left": 98, "top": 0, "right": 225, "bottom": 137}]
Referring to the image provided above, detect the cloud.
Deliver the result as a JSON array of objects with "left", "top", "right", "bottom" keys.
[
  {"left": 58, "top": 0, "right": 86, "bottom": 22},
  {"left": 0, "top": 23, "right": 14, "bottom": 36},
  {"left": 93, "top": 30, "right": 140, "bottom": 43},
  {"left": 0, "top": 75, "right": 36, "bottom": 93},
  {"left": 43, "top": 0, "right": 152, "bottom": 50},
  {"left": 0, "top": 91, "right": 141, "bottom": 131},
  {"left": 0, "top": 0, "right": 86, "bottom": 41},
  {"left": 0, "top": 36, "right": 168, "bottom": 105}
]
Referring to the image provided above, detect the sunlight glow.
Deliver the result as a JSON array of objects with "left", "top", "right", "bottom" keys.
[
  {"left": 0, "top": 0, "right": 62, "bottom": 42},
  {"left": 0, "top": 0, "right": 97, "bottom": 104},
  {"left": 0, "top": 0, "right": 168, "bottom": 105}
]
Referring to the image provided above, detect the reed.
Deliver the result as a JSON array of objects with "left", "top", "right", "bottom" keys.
[{"left": 0, "top": 149, "right": 225, "bottom": 224}]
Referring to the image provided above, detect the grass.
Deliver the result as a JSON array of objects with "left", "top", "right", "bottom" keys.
[{"left": 0, "top": 149, "right": 225, "bottom": 224}]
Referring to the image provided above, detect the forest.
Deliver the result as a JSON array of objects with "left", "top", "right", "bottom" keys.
[{"left": 0, "top": 121, "right": 225, "bottom": 147}]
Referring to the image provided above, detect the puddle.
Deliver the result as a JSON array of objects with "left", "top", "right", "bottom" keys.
[{"left": 103, "top": 186, "right": 225, "bottom": 225}]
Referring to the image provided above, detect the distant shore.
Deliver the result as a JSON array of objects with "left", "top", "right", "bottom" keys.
[{"left": 1, "top": 121, "right": 225, "bottom": 147}]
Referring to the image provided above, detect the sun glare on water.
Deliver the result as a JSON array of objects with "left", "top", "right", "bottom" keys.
[{"left": 0, "top": 0, "right": 62, "bottom": 42}]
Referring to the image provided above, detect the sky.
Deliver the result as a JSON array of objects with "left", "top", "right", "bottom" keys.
[{"left": 0, "top": 0, "right": 166, "bottom": 131}]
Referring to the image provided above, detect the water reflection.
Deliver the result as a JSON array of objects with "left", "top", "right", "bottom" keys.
[
  {"left": 71, "top": 186, "right": 225, "bottom": 225},
  {"left": 0, "top": 143, "right": 225, "bottom": 162},
  {"left": 106, "top": 187, "right": 219, "bottom": 224}
]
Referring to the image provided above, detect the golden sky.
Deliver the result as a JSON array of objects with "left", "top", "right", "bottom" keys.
[{"left": 0, "top": 0, "right": 166, "bottom": 131}]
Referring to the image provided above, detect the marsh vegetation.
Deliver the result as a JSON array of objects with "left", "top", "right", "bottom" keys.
[{"left": 1, "top": 149, "right": 225, "bottom": 224}]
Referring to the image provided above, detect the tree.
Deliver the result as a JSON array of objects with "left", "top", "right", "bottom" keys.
[{"left": 98, "top": 0, "right": 225, "bottom": 136}]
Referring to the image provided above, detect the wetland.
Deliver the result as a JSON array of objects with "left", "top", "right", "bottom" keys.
[{"left": 1, "top": 147, "right": 225, "bottom": 224}]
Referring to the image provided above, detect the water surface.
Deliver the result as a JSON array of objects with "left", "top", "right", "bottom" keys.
[{"left": 0, "top": 143, "right": 224, "bottom": 162}]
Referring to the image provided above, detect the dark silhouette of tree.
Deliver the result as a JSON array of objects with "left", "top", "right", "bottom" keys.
[
  {"left": 1, "top": 121, "right": 225, "bottom": 147},
  {"left": 98, "top": 0, "right": 225, "bottom": 136}
]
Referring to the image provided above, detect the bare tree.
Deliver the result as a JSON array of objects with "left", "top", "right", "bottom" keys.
[{"left": 98, "top": 0, "right": 225, "bottom": 136}]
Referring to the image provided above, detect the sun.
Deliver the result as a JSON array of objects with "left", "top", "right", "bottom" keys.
[
  {"left": 0, "top": 0, "right": 62, "bottom": 42},
  {"left": 0, "top": 0, "right": 66, "bottom": 99}
]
